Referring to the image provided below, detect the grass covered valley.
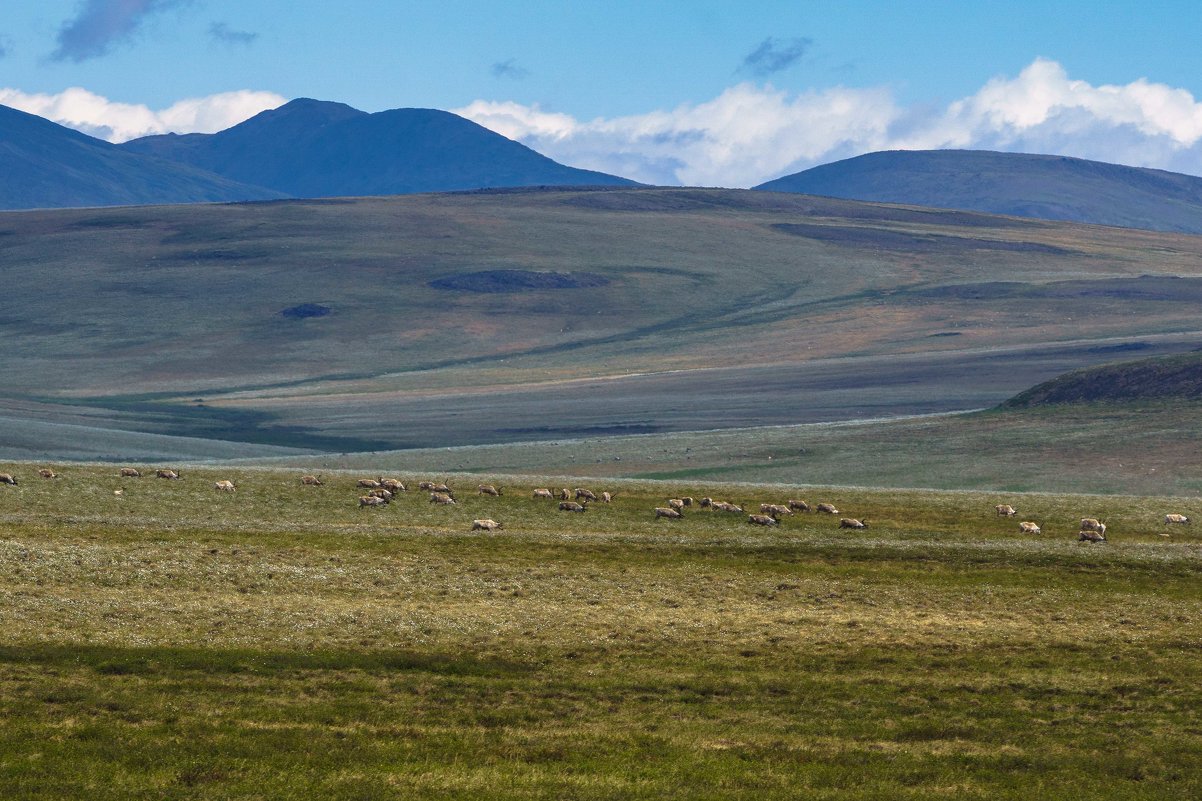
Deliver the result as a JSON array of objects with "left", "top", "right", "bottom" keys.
[{"left": 4, "top": 187, "right": 1202, "bottom": 460}]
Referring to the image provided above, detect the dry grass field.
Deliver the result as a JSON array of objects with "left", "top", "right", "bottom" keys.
[{"left": 1, "top": 463, "right": 1201, "bottom": 798}]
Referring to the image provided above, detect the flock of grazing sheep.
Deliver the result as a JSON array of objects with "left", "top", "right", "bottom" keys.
[
  {"left": 993, "top": 503, "right": 1190, "bottom": 542},
  {"left": 0, "top": 468, "right": 1192, "bottom": 540}
]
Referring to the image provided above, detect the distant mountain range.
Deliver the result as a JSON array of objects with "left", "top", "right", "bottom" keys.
[
  {"left": 12, "top": 97, "right": 1202, "bottom": 233},
  {"left": 755, "top": 150, "right": 1202, "bottom": 234},
  {"left": 0, "top": 98, "right": 637, "bottom": 210}
]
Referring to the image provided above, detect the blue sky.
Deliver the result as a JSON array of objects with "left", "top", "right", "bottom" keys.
[{"left": 6, "top": 1, "right": 1202, "bottom": 186}]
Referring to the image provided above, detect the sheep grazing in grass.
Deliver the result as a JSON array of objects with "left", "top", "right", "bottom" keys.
[
  {"left": 0, "top": 473, "right": 17, "bottom": 486},
  {"left": 300, "top": 475, "right": 324, "bottom": 486},
  {"left": 156, "top": 469, "right": 180, "bottom": 480},
  {"left": 380, "top": 479, "right": 406, "bottom": 492},
  {"left": 575, "top": 488, "right": 598, "bottom": 502},
  {"left": 668, "top": 498, "right": 685, "bottom": 511},
  {"left": 815, "top": 503, "right": 839, "bottom": 515},
  {"left": 995, "top": 504, "right": 1017, "bottom": 517},
  {"left": 747, "top": 514, "right": 778, "bottom": 527},
  {"left": 787, "top": 499, "right": 811, "bottom": 512},
  {"left": 1078, "top": 529, "right": 1106, "bottom": 543},
  {"left": 1019, "top": 521, "right": 1041, "bottom": 534},
  {"left": 359, "top": 495, "right": 388, "bottom": 508},
  {"left": 38, "top": 468, "right": 57, "bottom": 479},
  {"left": 214, "top": 480, "right": 236, "bottom": 493},
  {"left": 559, "top": 501, "right": 587, "bottom": 513},
  {"left": 839, "top": 518, "right": 868, "bottom": 529},
  {"left": 478, "top": 484, "right": 502, "bottom": 497},
  {"left": 472, "top": 519, "right": 503, "bottom": 532},
  {"left": 1164, "top": 514, "right": 1191, "bottom": 526},
  {"left": 532, "top": 488, "right": 554, "bottom": 499},
  {"left": 655, "top": 507, "right": 683, "bottom": 520},
  {"left": 120, "top": 467, "right": 142, "bottom": 478},
  {"left": 1080, "top": 518, "right": 1106, "bottom": 536},
  {"left": 429, "top": 492, "right": 456, "bottom": 505}
]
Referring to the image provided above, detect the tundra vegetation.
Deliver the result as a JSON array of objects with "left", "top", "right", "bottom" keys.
[
  {"left": 6, "top": 189, "right": 1202, "bottom": 461},
  {"left": 0, "top": 463, "right": 1200, "bottom": 799}
]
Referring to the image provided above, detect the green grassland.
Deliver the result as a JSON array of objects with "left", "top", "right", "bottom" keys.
[
  {"left": 4, "top": 189, "right": 1202, "bottom": 455},
  {"left": 1, "top": 463, "right": 1201, "bottom": 798},
  {"left": 246, "top": 400, "right": 1202, "bottom": 497}
]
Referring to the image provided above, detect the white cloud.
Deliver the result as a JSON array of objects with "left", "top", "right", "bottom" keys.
[
  {"left": 9, "top": 59, "right": 1202, "bottom": 186},
  {"left": 456, "top": 58, "right": 1202, "bottom": 187},
  {"left": 0, "top": 86, "right": 285, "bottom": 142}
]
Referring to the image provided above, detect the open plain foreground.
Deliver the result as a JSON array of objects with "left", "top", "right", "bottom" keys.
[{"left": 1, "top": 464, "right": 1200, "bottom": 798}]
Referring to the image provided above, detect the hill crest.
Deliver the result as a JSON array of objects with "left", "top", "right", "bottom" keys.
[{"left": 755, "top": 149, "right": 1202, "bottom": 234}]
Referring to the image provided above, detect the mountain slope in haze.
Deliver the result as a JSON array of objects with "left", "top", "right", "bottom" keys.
[
  {"left": 120, "top": 98, "right": 639, "bottom": 196},
  {"left": 755, "top": 150, "right": 1202, "bottom": 234},
  {"left": 0, "top": 103, "right": 286, "bottom": 210},
  {"left": 1004, "top": 350, "right": 1202, "bottom": 407}
]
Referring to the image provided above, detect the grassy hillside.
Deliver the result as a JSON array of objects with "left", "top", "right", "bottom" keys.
[
  {"left": 4, "top": 188, "right": 1202, "bottom": 456},
  {"left": 1, "top": 464, "right": 1201, "bottom": 798},
  {"left": 1005, "top": 349, "right": 1202, "bottom": 406},
  {"left": 755, "top": 149, "right": 1202, "bottom": 234}
]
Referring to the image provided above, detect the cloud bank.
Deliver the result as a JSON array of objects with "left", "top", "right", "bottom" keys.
[
  {"left": 456, "top": 58, "right": 1202, "bottom": 187},
  {"left": 0, "top": 86, "right": 285, "bottom": 142},
  {"left": 52, "top": 0, "right": 188, "bottom": 62}
]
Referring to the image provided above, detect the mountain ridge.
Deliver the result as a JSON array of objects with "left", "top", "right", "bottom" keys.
[
  {"left": 119, "top": 98, "right": 639, "bottom": 197},
  {"left": 0, "top": 103, "right": 286, "bottom": 210}
]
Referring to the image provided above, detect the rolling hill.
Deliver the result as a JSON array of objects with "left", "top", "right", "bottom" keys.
[
  {"left": 0, "top": 103, "right": 285, "bottom": 210},
  {"left": 755, "top": 149, "right": 1202, "bottom": 234},
  {"left": 1004, "top": 349, "right": 1202, "bottom": 406},
  {"left": 3, "top": 187, "right": 1202, "bottom": 459},
  {"left": 118, "top": 98, "right": 639, "bottom": 196}
]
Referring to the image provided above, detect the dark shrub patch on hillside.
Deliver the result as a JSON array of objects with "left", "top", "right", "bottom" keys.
[
  {"left": 429, "top": 270, "right": 610, "bottom": 293},
  {"left": 281, "top": 303, "right": 331, "bottom": 319}
]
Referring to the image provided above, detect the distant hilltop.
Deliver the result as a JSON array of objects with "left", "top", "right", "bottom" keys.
[
  {"left": 0, "top": 97, "right": 638, "bottom": 211},
  {"left": 756, "top": 149, "right": 1202, "bottom": 234}
]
